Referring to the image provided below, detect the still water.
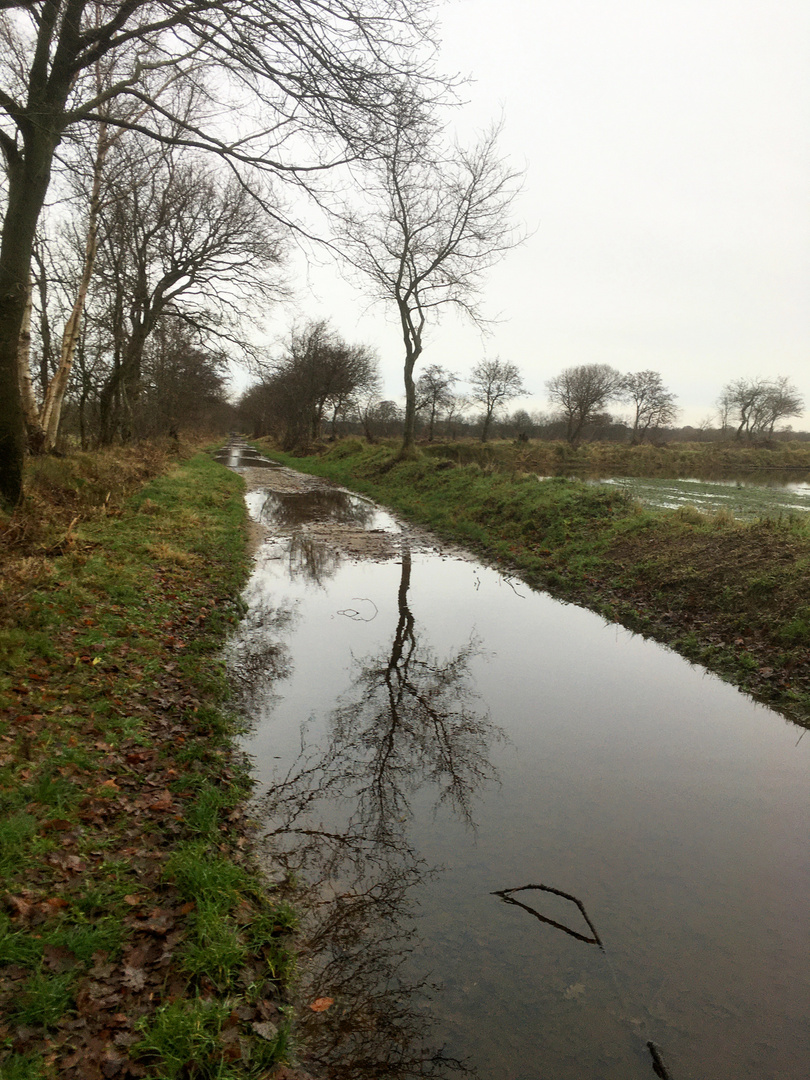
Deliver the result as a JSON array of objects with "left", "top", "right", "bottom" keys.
[{"left": 229, "top": 468, "right": 809, "bottom": 1080}]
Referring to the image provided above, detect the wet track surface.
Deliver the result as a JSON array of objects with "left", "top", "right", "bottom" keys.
[{"left": 221, "top": 446, "right": 810, "bottom": 1080}]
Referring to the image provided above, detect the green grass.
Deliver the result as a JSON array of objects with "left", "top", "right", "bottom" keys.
[
  {"left": 134, "top": 997, "right": 292, "bottom": 1080},
  {"left": 0, "top": 1053, "right": 47, "bottom": 1080},
  {"left": 419, "top": 436, "right": 810, "bottom": 478},
  {"left": 0, "top": 444, "right": 300, "bottom": 1078},
  {"left": 12, "top": 972, "right": 76, "bottom": 1029}
]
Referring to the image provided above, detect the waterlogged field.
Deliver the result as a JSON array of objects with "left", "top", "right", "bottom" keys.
[{"left": 600, "top": 475, "right": 810, "bottom": 519}]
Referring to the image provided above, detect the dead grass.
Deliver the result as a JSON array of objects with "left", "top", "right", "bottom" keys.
[{"left": 0, "top": 438, "right": 211, "bottom": 617}]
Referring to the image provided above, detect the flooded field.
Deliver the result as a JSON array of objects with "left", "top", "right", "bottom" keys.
[
  {"left": 598, "top": 474, "right": 810, "bottom": 517},
  {"left": 225, "top": 449, "right": 810, "bottom": 1080}
]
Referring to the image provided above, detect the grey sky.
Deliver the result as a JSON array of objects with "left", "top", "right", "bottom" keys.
[{"left": 247, "top": 0, "right": 810, "bottom": 430}]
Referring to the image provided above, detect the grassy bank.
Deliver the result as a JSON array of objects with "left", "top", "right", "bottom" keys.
[
  {"left": 420, "top": 437, "right": 810, "bottom": 477},
  {"left": 0, "top": 446, "right": 297, "bottom": 1079},
  {"left": 262, "top": 439, "right": 810, "bottom": 730}
]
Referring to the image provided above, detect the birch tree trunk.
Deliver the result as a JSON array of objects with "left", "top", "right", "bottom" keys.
[
  {"left": 39, "top": 123, "right": 107, "bottom": 451},
  {"left": 17, "top": 282, "right": 47, "bottom": 453}
]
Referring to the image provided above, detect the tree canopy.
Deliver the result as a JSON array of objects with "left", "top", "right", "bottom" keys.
[
  {"left": 469, "top": 358, "right": 527, "bottom": 442},
  {"left": 719, "top": 377, "right": 804, "bottom": 440},
  {"left": 546, "top": 363, "right": 624, "bottom": 444}
]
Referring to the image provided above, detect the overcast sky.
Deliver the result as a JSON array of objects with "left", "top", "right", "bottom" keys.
[{"left": 243, "top": 0, "right": 810, "bottom": 430}]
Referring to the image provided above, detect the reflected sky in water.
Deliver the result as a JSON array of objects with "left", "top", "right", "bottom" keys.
[{"left": 230, "top": 481, "right": 810, "bottom": 1080}]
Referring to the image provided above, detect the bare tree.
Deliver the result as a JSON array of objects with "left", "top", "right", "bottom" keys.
[
  {"left": 718, "top": 376, "right": 804, "bottom": 440},
  {"left": 248, "top": 321, "right": 380, "bottom": 448},
  {"left": 355, "top": 397, "right": 403, "bottom": 443},
  {"left": 92, "top": 139, "right": 283, "bottom": 442},
  {"left": 337, "top": 119, "right": 522, "bottom": 452},
  {"left": 718, "top": 378, "right": 764, "bottom": 439},
  {"left": 30, "top": 70, "right": 197, "bottom": 452},
  {"left": 137, "top": 321, "right": 231, "bottom": 438},
  {"left": 0, "top": 0, "right": 440, "bottom": 507},
  {"left": 443, "top": 391, "right": 469, "bottom": 440},
  {"left": 415, "top": 363, "right": 457, "bottom": 441},
  {"left": 622, "top": 370, "right": 678, "bottom": 443},
  {"left": 274, "top": 319, "right": 380, "bottom": 444},
  {"left": 503, "top": 408, "right": 535, "bottom": 441},
  {"left": 546, "top": 363, "right": 624, "bottom": 444},
  {"left": 468, "top": 357, "right": 527, "bottom": 442}
]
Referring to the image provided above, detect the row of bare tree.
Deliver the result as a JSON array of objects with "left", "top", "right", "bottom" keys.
[
  {"left": 2, "top": 5, "right": 798, "bottom": 507},
  {"left": 545, "top": 366, "right": 804, "bottom": 444},
  {"left": 241, "top": 346, "right": 805, "bottom": 447},
  {"left": 16, "top": 122, "right": 283, "bottom": 451},
  {"left": 237, "top": 333, "right": 531, "bottom": 447}
]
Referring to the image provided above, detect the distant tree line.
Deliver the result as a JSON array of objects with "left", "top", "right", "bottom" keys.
[{"left": 239, "top": 349, "right": 805, "bottom": 448}]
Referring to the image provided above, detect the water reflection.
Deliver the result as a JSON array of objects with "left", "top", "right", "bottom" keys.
[
  {"left": 226, "top": 588, "right": 297, "bottom": 716},
  {"left": 327, "top": 549, "right": 500, "bottom": 839},
  {"left": 246, "top": 489, "right": 397, "bottom": 585},
  {"left": 213, "top": 443, "right": 280, "bottom": 469},
  {"left": 254, "top": 548, "right": 501, "bottom": 1078},
  {"left": 254, "top": 489, "right": 383, "bottom": 529},
  {"left": 285, "top": 532, "right": 343, "bottom": 586}
]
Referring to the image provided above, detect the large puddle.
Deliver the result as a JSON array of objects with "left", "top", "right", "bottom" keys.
[{"left": 226, "top": 462, "right": 809, "bottom": 1080}]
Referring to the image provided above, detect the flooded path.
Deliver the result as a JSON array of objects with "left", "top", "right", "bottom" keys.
[{"left": 222, "top": 445, "right": 810, "bottom": 1080}]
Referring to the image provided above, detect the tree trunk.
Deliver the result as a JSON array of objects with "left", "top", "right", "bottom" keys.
[
  {"left": 427, "top": 403, "right": 436, "bottom": 442},
  {"left": 398, "top": 298, "right": 422, "bottom": 452},
  {"left": 402, "top": 351, "right": 418, "bottom": 450},
  {"left": 17, "top": 281, "right": 47, "bottom": 453},
  {"left": 0, "top": 134, "right": 56, "bottom": 508},
  {"left": 32, "top": 247, "right": 53, "bottom": 398},
  {"left": 480, "top": 409, "right": 492, "bottom": 442},
  {"left": 99, "top": 317, "right": 150, "bottom": 444}
]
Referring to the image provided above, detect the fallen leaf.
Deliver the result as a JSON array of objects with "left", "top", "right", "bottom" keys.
[
  {"left": 140, "top": 909, "right": 174, "bottom": 935},
  {"left": 41, "top": 896, "right": 70, "bottom": 914},
  {"left": 7, "top": 895, "right": 33, "bottom": 919},
  {"left": 252, "top": 1020, "right": 279, "bottom": 1040},
  {"left": 41, "top": 818, "right": 73, "bottom": 832},
  {"left": 122, "top": 894, "right": 142, "bottom": 906},
  {"left": 147, "top": 790, "right": 174, "bottom": 812},
  {"left": 43, "top": 944, "right": 78, "bottom": 973},
  {"left": 122, "top": 965, "right": 147, "bottom": 991},
  {"left": 308, "top": 997, "right": 334, "bottom": 1013}
]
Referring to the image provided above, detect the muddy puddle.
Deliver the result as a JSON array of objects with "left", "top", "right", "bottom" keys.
[{"left": 223, "top": 451, "right": 810, "bottom": 1080}]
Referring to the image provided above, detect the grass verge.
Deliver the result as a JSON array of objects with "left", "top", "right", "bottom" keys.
[
  {"left": 260, "top": 439, "right": 810, "bottom": 729},
  {"left": 0, "top": 443, "right": 297, "bottom": 1079}
]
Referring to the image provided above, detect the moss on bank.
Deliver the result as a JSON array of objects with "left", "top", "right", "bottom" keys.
[
  {"left": 1, "top": 445, "right": 297, "bottom": 1079},
  {"left": 261, "top": 439, "right": 810, "bottom": 729}
]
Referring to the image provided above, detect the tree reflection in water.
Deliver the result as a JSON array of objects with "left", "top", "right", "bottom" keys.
[
  {"left": 258, "top": 547, "right": 501, "bottom": 1078},
  {"left": 255, "top": 489, "right": 381, "bottom": 530},
  {"left": 253, "top": 489, "right": 382, "bottom": 585},
  {"left": 226, "top": 586, "right": 297, "bottom": 716}
]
